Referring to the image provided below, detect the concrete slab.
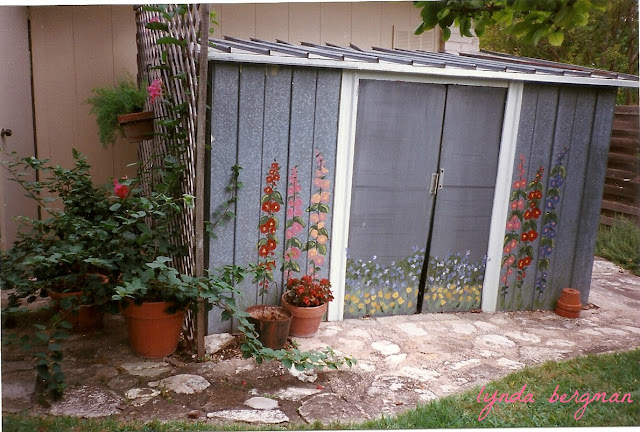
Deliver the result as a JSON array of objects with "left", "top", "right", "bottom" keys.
[
  {"left": 120, "top": 361, "right": 172, "bottom": 377},
  {"left": 298, "top": 393, "right": 368, "bottom": 424},
  {"left": 149, "top": 374, "right": 210, "bottom": 394},
  {"left": 49, "top": 386, "right": 123, "bottom": 418},
  {"left": 207, "top": 409, "right": 289, "bottom": 424}
]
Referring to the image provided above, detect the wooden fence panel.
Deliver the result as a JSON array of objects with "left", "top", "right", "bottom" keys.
[{"left": 600, "top": 105, "right": 640, "bottom": 226}]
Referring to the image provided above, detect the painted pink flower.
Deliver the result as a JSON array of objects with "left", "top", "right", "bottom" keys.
[
  {"left": 286, "top": 247, "right": 301, "bottom": 260},
  {"left": 147, "top": 79, "right": 163, "bottom": 103},
  {"left": 113, "top": 179, "right": 129, "bottom": 199}
]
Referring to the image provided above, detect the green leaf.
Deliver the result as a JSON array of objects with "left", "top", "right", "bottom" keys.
[
  {"left": 157, "top": 36, "right": 186, "bottom": 47},
  {"left": 441, "top": 26, "right": 451, "bottom": 41},
  {"left": 145, "top": 22, "right": 169, "bottom": 32},
  {"left": 109, "top": 203, "right": 121, "bottom": 211}
]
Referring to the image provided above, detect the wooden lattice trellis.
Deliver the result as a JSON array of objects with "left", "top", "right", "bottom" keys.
[{"left": 134, "top": 4, "right": 209, "bottom": 353}]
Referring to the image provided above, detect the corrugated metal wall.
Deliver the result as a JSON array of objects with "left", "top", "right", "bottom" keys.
[
  {"left": 498, "top": 84, "right": 617, "bottom": 311},
  {"left": 207, "top": 63, "right": 341, "bottom": 333}
]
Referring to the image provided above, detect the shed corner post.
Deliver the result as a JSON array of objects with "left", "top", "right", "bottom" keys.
[
  {"left": 328, "top": 70, "right": 359, "bottom": 322},
  {"left": 195, "top": 3, "right": 211, "bottom": 358},
  {"left": 481, "top": 81, "right": 524, "bottom": 313}
]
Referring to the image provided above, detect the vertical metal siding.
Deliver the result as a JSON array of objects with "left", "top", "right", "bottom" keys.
[
  {"left": 541, "top": 89, "right": 595, "bottom": 308},
  {"left": 570, "top": 88, "right": 617, "bottom": 299},
  {"left": 497, "top": 84, "right": 617, "bottom": 312},
  {"left": 208, "top": 64, "right": 240, "bottom": 331},
  {"left": 207, "top": 63, "right": 341, "bottom": 333},
  {"left": 311, "top": 70, "right": 341, "bottom": 281}
]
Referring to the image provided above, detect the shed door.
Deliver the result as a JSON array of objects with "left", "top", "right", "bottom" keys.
[{"left": 343, "top": 80, "right": 506, "bottom": 318}]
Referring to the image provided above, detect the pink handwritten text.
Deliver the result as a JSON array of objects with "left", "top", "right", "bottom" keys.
[
  {"left": 548, "top": 385, "right": 634, "bottom": 420},
  {"left": 477, "top": 384, "right": 535, "bottom": 420}
]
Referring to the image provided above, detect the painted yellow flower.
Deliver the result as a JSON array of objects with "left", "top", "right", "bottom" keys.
[
  {"left": 440, "top": 299, "right": 446, "bottom": 306},
  {"left": 371, "top": 295, "right": 377, "bottom": 301},
  {"left": 349, "top": 307, "right": 355, "bottom": 313},
  {"left": 459, "top": 295, "right": 464, "bottom": 302},
  {"left": 438, "top": 293, "right": 444, "bottom": 299},
  {"left": 463, "top": 285, "right": 469, "bottom": 292},
  {"left": 449, "top": 284, "right": 456, "bottom": 291},
  {"left": 378, "top": 290, "right": 383, "bottom": 297},
  {"left": 364, "top": 292, "right": 370, "bottom": 298},
  {"left": 365, "top": 299, "right": 371, "bottom": 304},
  {"left": 398, "top": 297, "right": 405, "bottom": 305},
  {"left": 466, "top": 295, "right": 472, "bottom": 302},
  {"left": 406, "top": 287, "right": 412, "bottom": 294},
  {"left": 437, "top": 287, "right": 443, "bottom": 293},
  {"left": 431, "top": 293, "right": 437, "bottom": 300},
  {"left": 358, "top": 303, "right": 364, "bottom": 309},
  {"left": 407, "top": 301, "right": 413, "bottom": 308},
  {"left": 392, "top": 292, "right": 399, "bottom": 299},
  {"left": 389, "top": 302, "right": 395, "bottom": 307},
  {"left": 445, "top": 292, "right": 452, "bottom": 299}
]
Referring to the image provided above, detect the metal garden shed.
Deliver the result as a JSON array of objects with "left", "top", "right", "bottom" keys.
[{"left": 204, "top": 37, "right": 639, "bottom": 333}]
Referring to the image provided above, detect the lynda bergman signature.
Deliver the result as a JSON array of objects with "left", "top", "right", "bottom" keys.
[{"left": 477, "top": 385, "right": 634, "bottom": 421}]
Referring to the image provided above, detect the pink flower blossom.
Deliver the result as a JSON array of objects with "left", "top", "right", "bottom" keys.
[
  {"left": 113, "top": 179, "right": 129, "bottom": 199},
  {"left": 149, "top": 17, "right": 160, "bottom": 23},
  {"left": 147, "top": 79, "right": 163, "bottom": 103}
]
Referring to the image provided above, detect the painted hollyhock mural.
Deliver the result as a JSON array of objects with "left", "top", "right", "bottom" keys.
[
  {"left": 257, "top": 153, "right": 332, "bottom": 303},
  {"left": 499, "top": 148, "right": 569, "bottom": 310}
]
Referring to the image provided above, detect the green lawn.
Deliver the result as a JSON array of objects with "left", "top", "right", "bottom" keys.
[
  {"left": 3, "top": 349, "right": 639, "bottom": 431},
  {"left": 595, "top": 217, "right": 640, "bottom": 276}
]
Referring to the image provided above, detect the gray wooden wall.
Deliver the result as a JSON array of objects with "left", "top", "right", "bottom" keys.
[
  {"left": 498, "top": 84, "right": 617, "bottom": 311},
  {"left": 206, "top": 62, "right": 341, "bottom": 333}
]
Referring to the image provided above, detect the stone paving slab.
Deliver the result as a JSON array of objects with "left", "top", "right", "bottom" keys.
[{"left": 2, "top": 258, "right": 640, "bottom": 425}]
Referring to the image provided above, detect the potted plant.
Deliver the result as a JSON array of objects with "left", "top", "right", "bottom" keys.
[
  {"left": 281, "top": 275, "right": 333, "bottom": 337},
  {"left": 1, "top": 150, "right": 121, "bottom": 331},
  {"left": 244, "top": 160, "right": 293, "bottom": 349},
  {"left": 86, "top": 77, "right": 160, "bottom": 146}
]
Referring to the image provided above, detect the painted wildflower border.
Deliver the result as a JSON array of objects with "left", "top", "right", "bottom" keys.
[{"left": 343, "top": 249, "right": 486, "bottom": 317}]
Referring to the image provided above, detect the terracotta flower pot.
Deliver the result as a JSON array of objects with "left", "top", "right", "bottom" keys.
[
  {"left": 117, "top": 110, "right": 154, "bottom": 143},
  {"left": 122, "top": 301, "right": 184, "bottom": 358},
  {"left": 246, "top": 305, "right": 292, "bottom": 350},
  {"left": 555, "top": 288, "right": 581, "bottom": 318},
  {"left": 281, "top": 292, "right": 328, "bottom": 338},
  {"left": 48, "top": 290, "right": 104, "bottom": 333}
]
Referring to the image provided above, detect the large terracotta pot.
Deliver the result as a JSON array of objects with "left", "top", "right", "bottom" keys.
[
  {"left": 48, "top": 290, "right": 104, "bottom": 333},
  {"left": 117, "top": 110, "right": 154, "bottom": 143},
  {"left": 122, "top": 301, "right": 184, "bottom": 358},
  {"left": 246, "top": 305, "right": 292, "bottom": 350},
  {"left": 281, "top": 292, "right": 328, "bottom": 338}
]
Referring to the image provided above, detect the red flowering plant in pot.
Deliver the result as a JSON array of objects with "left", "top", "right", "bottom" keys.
[
  {"left": 280, "top": 153, "right": 334, "bottom": 337},
  {"left": 246, "top": 161, "right": 293, "bottom": 350}
]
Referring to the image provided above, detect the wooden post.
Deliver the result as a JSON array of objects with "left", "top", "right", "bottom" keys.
[{"left": 195, "top": 3, "right": 210, "bottom": 359}]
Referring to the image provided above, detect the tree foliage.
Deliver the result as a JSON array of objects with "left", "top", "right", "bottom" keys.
[
  {"left": 415, "top": 0, "right": 607, "bottom": 46},
  {"left": 480, "top": 0, "right": 638, "bottom": 104}
]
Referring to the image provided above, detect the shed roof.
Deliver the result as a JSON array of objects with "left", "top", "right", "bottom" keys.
[{"left": 207, "top": 36, "right": 639, "bottom": 88}]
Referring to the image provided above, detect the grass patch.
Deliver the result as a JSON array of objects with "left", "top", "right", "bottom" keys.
[
  {"left": 3, "top": 349, "right": 639, "bottom": 431},
  {"left": 595, "top": 217, "right": 640, "bottom": 275}
]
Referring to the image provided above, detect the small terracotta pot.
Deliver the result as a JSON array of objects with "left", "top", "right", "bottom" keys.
[
  {"left": 281, "top": 292, "right": 328, "bottom": 338},
  {"left": 117, "top": 110, "right": 154, "bottom": 143},
  {"left": 246, "top": 305, "right": 292, "bottom": 350},
  {"left": 48, "top": 290, "right": 104, "bottom": 333},
  {"left": 555, "top": 288, "right": 581, "bottom": 318},
  {"left": 122, "top": 301, "right": 184, "bottom": 358}
]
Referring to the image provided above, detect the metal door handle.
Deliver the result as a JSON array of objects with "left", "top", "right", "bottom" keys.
[{"left": 1, "top": 128, "right": 12, "bottom": 138}]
